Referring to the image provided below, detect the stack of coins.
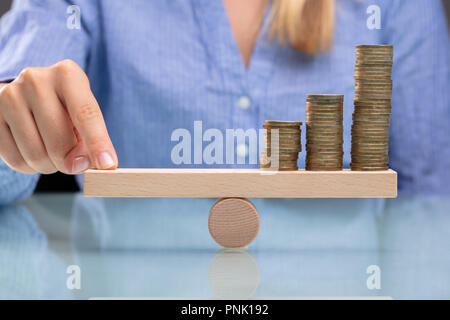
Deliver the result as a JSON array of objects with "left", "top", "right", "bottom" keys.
[
  {"left": 305, "top": 94, "right": 344, "bottom": 171},
  {"left": 260, "top": 120, "right": 302, "bottom": 171},
  {"left": 351, "top": 45, "right": 393, "bottom": 171}
]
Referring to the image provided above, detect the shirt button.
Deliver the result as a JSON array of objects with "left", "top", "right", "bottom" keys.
[
  {"left": 236, "top": 143, "right": 249, "bottom": 158},
  {"left": 237, "top": 96, "right": 251, "bottom": 110}
]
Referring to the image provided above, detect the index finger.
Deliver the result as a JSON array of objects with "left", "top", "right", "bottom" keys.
[{"left": 53, "top": 60, "right": 118, "bottom": 170}]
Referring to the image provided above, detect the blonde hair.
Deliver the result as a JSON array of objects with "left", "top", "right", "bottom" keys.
[{"left": 269, "top": 0, "right": 335, "bottom": 55}]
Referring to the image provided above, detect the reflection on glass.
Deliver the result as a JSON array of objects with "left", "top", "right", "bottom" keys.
[
  {"left": 208, "top": 249, "right": 259, "bottom": 300},
  {"left": 0, "top": 194, "right": 449, "bottom": 299},
  {"left": 0, "top": 204, "right": 70, "bottom": 299}
]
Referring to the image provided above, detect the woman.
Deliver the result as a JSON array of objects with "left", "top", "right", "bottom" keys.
[{"left": 0, "top": 0, "right": 448, "bottom": 204}]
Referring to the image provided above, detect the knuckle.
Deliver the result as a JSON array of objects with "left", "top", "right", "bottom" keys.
[
  {"left": 0, "top": 84, "right": 15, "bottom": 102},
  {"left": 8, "top": 157, "right": 28, "bottom": 172},
  {"left": 55, "top": 59, "right": 82, "bottom": 76},
  {"left": 0, "top": 85, "right": 17, "bottom": 114},
  {"left": 76, "top": 103, "right": 100, "bottom": 123},
  {"left": 25, "top": 153, "right": 45, "bottom": 168},
  {"left": 19, "top": 67, "right": 38, "bottom": 82},
  {"left": 26, "top": 153, "right": 53, "bottom": 173},
  {"left": 0, "top": 152, "right": 30, "bottom": 174},
  {"left": 17, "top": 68, "right": 44, "bottom": 91},
  {"left": 19, "top": 68, "right": 34, "bottom": 80},
  {"left": 58, "top": 59, "right": 78, "bottom": 70},
  {"left": 48, "top": 148, "right": 72, "bottom": 170},
  {"left": 54, "top": 59, "right": 89, "bottom": 84}
]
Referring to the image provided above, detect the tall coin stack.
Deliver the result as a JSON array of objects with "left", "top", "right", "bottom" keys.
[
  {"left": 305, "top": 94, "right": 344, "bottom": 171},
  {"left": 351, "top": 45, "right": 393, "bottom": 171},
  {"left": 260, "top": 120, "right": 302, "bottom": 171}
]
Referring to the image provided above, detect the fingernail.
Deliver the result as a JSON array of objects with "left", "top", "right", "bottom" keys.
[
  {"left": 72, "top": 156, "right": 90, "bottom": 174},
  {"left": 97, "top": 152, "right": 115, "bottom": 169}
]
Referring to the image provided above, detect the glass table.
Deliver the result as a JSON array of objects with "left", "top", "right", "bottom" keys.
[{"left": 0, "top": 193, "right": 449, "bottom": 299}]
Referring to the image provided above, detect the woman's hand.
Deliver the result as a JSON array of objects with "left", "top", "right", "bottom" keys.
[{"left": 0, "top": 60, "right": 118, "bottom": 175}]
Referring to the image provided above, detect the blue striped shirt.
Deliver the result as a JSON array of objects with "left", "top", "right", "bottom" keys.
[{"left": 0, "top": 0, "right": 449, "bottom": 203}]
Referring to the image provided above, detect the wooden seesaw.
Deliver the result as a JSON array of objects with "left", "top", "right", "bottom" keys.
[{"left": 84, "top": 169, "right": 397, "bottom": 248}]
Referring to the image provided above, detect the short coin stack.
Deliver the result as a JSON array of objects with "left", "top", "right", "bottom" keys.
[
  {"left": 351, "top": 45, "right": 393, "bottom": 171},
  {"left": 305, "top": 94, "right": 344, "bottom": 171},
  {"left": 260, "top": 120, "right": 302, "bottom": 171}
]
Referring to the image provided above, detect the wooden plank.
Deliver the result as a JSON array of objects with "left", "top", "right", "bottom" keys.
[{"left": 84, "top": 169, "right": 397, "bottom": 198}]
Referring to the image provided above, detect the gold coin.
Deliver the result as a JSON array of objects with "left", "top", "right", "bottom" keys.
[
  {"left": 264, "top": 120, "right": 302, "bottom": 126},
  {"left": 355, "top": 93, "right": 392, "bottom": 99},
  {"left": 307, "top": 127, "right": 343, "bottom": 132},
  {"left": 307, "top": 150, "right": 344, "bottom": 155},
  {"left": 356, "top": 59, "right": 393, "bottom": 65},
  {"left": 307, "top": 122, "right": 343, "bottom": 126},
  {"left": 263, "top": 128, "right": 301, "bottom": 134},
  {"left": 350, "top": 166, "right": 389, "bottom": 171},
  {"left": 307, "top": 94, "right": 344, "bottom": 101},
  {"left": 265, "top": 136, "right": 301, "bottom": 142},
  {"left": 268, "top": 147, "right": 301, "bottom": 153},
  {"left": 306, "top": 160, "right": 343, "bottom": 163},
  {"left": 307, "top": 145, "right": 343, "bottom": 150},
  {"left": 353, "top": 113, "right": 390, "bottom": 119},
  {"left": 306, "top": 103, "right": 343, "bottom": 109},
  {"left": 356, "top": 54, "right": 393, "bottom": 60},
  {"left": 352, "top": 120, "right": 390, "bottom": 125},
  {"left": 356, "top": 44, "right": 393, "bottom": 49},
  {"left": 352, "top": 139, "right": 389, "bottom": 143},
  {"left": 306, "top": 158, "right": 343, "bottom": 163},
  {"left": 354, "top": 111, "right": 391, "bottom": 115},
  {"left": 307, "top": 150, "right": 343, "bottom": 155},
  {"left": 307, "top": 141, "right": 343, "bottom": 146},
  {"left": 351, "top": 147, "right": 389, "bottom": 152}
]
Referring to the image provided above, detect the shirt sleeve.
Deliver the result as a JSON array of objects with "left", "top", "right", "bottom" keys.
[
  {"left": 0, "top": 161, "right": 40, "bottom": 205},
  {"left": 385, "top": 0, "right": 450, "bottom": 194},
  {"left": 0, "top": 0, "right": 93, "bottom": 81},
  {"left": 0, "top": 0, "right": 94, "bottom": 203}
]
